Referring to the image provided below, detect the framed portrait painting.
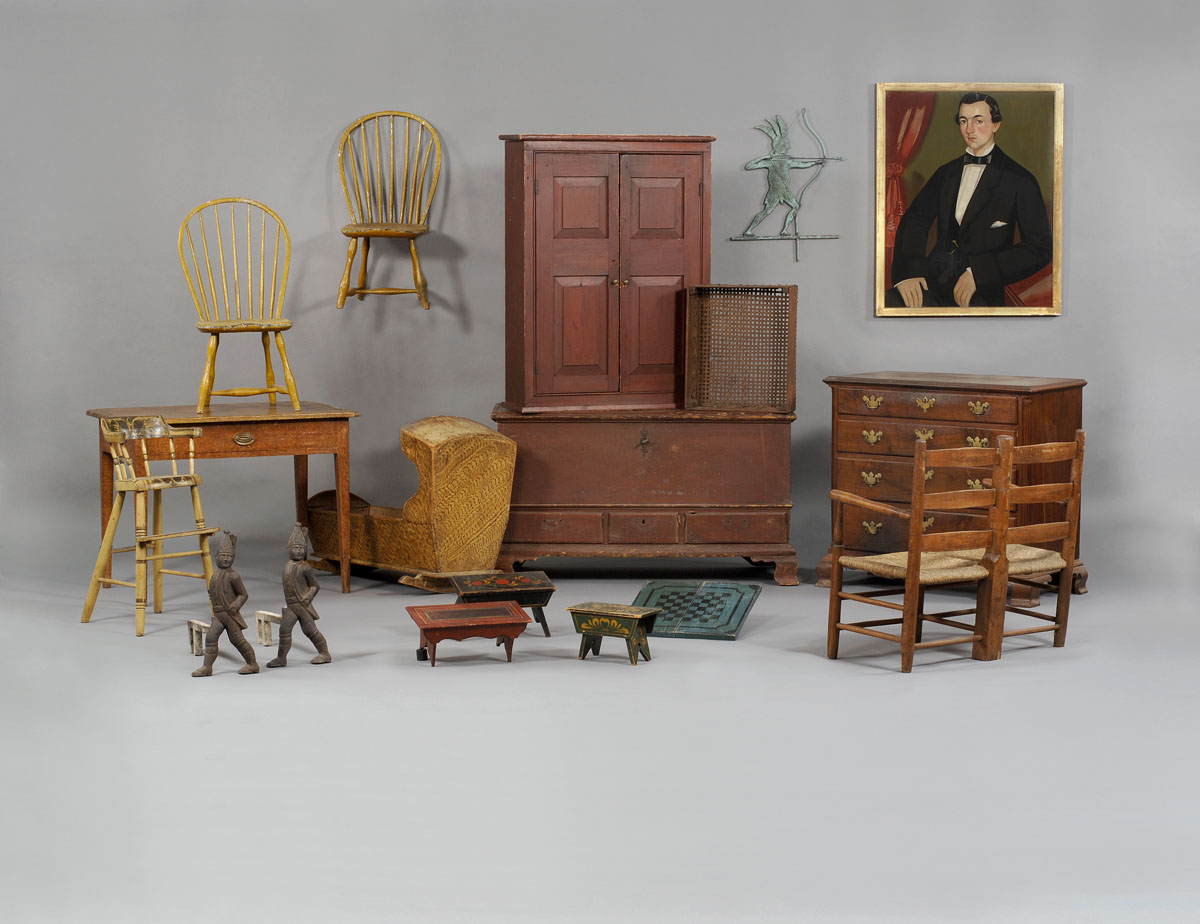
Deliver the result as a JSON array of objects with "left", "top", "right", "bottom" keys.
[{"left": 876, "top": 82, "right": 1063, "bottom": 317}]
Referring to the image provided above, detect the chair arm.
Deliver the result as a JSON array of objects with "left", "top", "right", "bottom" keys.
[{"left": 829, "top": 489, "right": 909, "bottom": 519}]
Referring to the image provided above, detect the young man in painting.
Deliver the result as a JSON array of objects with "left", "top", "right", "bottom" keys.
[{"left": 888, "top": 91, "right": 1052, "bottom": 309}]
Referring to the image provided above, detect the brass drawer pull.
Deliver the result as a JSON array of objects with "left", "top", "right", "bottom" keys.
[
  {"left": 233, "top": 432, "right": 255, "bottom": 446},
  {"left": 922, "top": 516, "right": 935, "bottom": 530},
  {"left": 966, "top": 436, "right": 989, "bottom": 448},
  {"left": 915, "top": 428, "right": 934, "bottom": 441},
  {"left": 925, "top": 469, "right": 935, "bottom": 481},
  {"left": 862, "top": 429, "right": 883, "bottom": 445},
  {"left": 966, "top": 478, "right": 983, "bottom": 490},
  {"left": 862, "top": 521, "right": 882, "bottom": 536},
  {"left": 968, "top": 400, "right": 990, "bottom": 416},
  {"left": 860, "top": 471, "right": 882, "bottom": 486},
  {"left": 915, "top": 395, "right": 936, "bottom": 411},
  {"left": 862, "top": 395, "right": 884, "bottom": 409}
]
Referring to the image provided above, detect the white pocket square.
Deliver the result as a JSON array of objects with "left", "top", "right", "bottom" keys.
[{"left": 990, "top": 220, "right": 1008, "bottom": 229}]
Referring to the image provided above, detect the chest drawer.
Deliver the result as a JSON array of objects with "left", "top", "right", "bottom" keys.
[
  {"left": 836, "top": 418, "right": 1017, "bottom": 457},
  {"left": 843, "top": 508, "right": 991, "bottom": 553},
  {"left": 834, "top": 387, "right": 1018, "bottom": 423},
  {"left": 836, "top": 456, "right": 995, "bottom": 502}
]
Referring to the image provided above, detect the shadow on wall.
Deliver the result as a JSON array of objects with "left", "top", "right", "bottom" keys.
[{"left": 790, "top": 427, "right": 830, "bottom": 581}]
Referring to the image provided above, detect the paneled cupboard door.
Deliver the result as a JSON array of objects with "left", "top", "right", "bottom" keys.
[{"left": 503, "top": 135, "right": 712, "bottom": 412}]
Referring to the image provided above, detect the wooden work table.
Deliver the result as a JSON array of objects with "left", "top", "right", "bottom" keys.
[{"left": 87, "top": 402, "right": 359, "bottom": 593}]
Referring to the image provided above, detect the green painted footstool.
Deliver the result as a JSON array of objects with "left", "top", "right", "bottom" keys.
[{"left": 566, "top": 602, "right": 661, "bottom": 666}]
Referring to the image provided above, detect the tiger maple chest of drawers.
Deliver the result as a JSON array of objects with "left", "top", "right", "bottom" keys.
[{"left": 818, "top": 371, "right": 1086, "bottom": 587}]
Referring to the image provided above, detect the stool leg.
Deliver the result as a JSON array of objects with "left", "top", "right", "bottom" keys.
[
  {"left": 533, "top": 606, "right": 550, "bottom": 637},
  {"left": 578, "top": 634, "right": 593, "bottom": 660},
  {"left": 134, "top": 490, "right": 148, "bottom": 636},
  {"left": 83, "top": 492, "right": 125, "bottom": 623},
  {"left": 152, "top": 489, "right": 164, "bottom": 613},
  {"left": 637, "top": 629, "right": 651, "bottom": 663},
  {"left": 626, "top": 636, "right": 639, "bottom": 666}
]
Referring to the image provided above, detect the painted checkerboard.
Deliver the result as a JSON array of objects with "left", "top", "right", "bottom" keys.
[{"left": 631, "top": 580, "right": 761, "bottom": 640}]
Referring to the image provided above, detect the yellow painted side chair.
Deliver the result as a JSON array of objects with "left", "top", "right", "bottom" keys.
[
  {"left": 82, "top": 416, "right": 218, "bottom": 636},
  {"left": 336, "top": 111, "right": 443, "bottom": 310},
  {"left": 178, "top": 198, "right": 301, "bottom": 413}
]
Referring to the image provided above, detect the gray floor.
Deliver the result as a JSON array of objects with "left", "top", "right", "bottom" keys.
[{"left": 3, "top": 544, "right": 1197, "bottom": 923}]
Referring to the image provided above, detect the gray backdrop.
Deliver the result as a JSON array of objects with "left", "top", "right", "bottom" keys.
[{"left": 2, "top": 0, "right": 1196, "bottom": 588}]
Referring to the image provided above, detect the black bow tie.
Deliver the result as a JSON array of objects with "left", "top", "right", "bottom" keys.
[{"left": 963, "top": 153, "right": 992, "bottom": 165}]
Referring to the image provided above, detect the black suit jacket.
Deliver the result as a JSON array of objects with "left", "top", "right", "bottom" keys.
[{"left": 891, "top": 145, "right": 1052, "bottom": 307}]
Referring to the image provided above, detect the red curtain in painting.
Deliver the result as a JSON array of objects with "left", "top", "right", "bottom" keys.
[{"left": 883, "top": 91, "right": 935, "bottom": 287}]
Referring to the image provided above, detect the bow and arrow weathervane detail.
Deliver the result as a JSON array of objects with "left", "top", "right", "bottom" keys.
[{"left": 731, "top": 108, "right": 843, "bottom": 260}]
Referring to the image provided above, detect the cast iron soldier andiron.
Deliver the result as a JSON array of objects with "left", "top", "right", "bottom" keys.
[
  {"left": 192, "top": 530, "right": 259, "bottom": 676},
  {"left": 267, "top": 523, "right": 331, "bottom": 668}
]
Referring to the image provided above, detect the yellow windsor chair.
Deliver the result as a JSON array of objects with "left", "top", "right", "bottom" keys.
[
  {"left": 178, "top": 198, "right": 301, "bottom": 413},
  {"left": 82, "top": 416, "right": 218, "bottom": 636},
  {"left": 336, "top": 112, "right": 443, "bottom": 310}
]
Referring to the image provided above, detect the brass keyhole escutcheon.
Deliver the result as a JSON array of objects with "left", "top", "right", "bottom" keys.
[
  {"left": 637, "top": 427, "right": 650, "bottom": 456},
  {"left": 233, "top": 432, "right": 255, "bottom": 446}
]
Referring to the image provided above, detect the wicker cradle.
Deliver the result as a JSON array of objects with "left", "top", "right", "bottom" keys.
[{"left": 307, "top": 416, "right": 517, "bottom": 586}]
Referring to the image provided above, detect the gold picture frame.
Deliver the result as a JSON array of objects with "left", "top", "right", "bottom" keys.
[{"left": 875, "top": 82, "right": 1063, "bottom": 317}]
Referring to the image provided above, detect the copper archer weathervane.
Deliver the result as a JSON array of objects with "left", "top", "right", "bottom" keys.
[{"left": 731, "top": 109, "right": 843, "bottom": 260}]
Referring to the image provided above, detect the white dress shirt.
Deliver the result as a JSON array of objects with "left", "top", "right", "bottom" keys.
[{"left": 954, "top": 142, "right": 995, "bottom": 225}]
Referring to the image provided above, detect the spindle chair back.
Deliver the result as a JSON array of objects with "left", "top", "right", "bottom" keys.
[
  {"left": 336, "top": 111, "right": 443, "bottom": 310},
  {"left": 178, "top": 197, "right": 300, "bottom": 412}
]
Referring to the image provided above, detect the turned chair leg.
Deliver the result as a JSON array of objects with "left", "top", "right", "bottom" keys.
[
  {"left": 914, "top": 586, "right": 926, "bottom": 643},
  {"left": 261, "top": 332, "right": 278, "bottom": 407},
  {"left": 337, "top": 238, "right": 358, "bottom": 309},
  {"left": 410, "top": 239, "right": 429, "bottom": 309},
  {"left": 899, "top": 578, "right": 920, "bottom": 673},
  {"left": 197, "top": 333, "right": 219, "bottom": 412},
  {"left": 152, "top": 489, "right": 164, "bottom": 614},
  {"left": 191, "top": 485, "right": 214, "bottom": 584},
  {"left": 83, "top": 492, "right": 126, "bottom": 623},
  {"left": 356, "top": 238, "right": 370, "bottom": 299},
  {"left": 1052, "top": 567, "right": 1072, "bottom": 647},
  {"left": 826, "top": 552, "right": 843, "bottom": 659},
  {"left": 133, "top": 490, "right": 149, "bottom": 637},
  {"left": 274, "top": 332, "right": 301, "bottom": 410}
]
